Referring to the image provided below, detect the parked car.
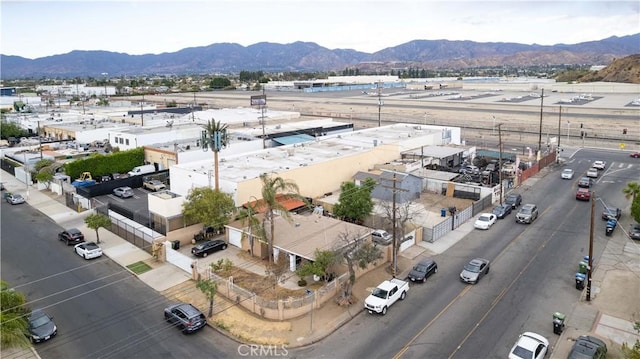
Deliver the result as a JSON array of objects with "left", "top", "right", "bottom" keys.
[
  {"left": 164, "top": 303, "right": 207, "bottom": 334},
  {"left": 576, "top": 188, "right": 591, "bottom": 201},
  {"left": 459, "top": 165, "right": 480, "bottom": 175},
  {"left": 27, "top": 310, "right": 57, "bottom": 344},
  {"left": 113, "top": 186, "right": 134, "bottom": 198},
  {"left": 592, "top": 160, "right": 606, "bottom": 170},
  {"left": 74, "top": 242, "right": 103, "bottom": 259},
  {"left": 630, "top": 152, "right": 640, "bottom": 158},
  {"left": 364, "top": 278, "right": 409, "bottom": 315},
  {"left": 516, "top": 204, "right": 538, "bottom": 224},
  {"left": 58, "top": 228, "right": 85, "bottom": 245},
  {"left": 492, "top": 204, "right": 512, "bottom": 219},
  {"left": 371, "top": 229, "right": 392, "bottom": 245},
  {"left": 191, "top": 239, "right": 227, "bottom": 257},
  {"left": 143, "top": 179, "right": 167, "bottom": 192},
  {"left": 407, "top": 258, "right": 438, "bottom": 283},
  {"left": 578, "top": 177, "right": 593, "bottom": 188},
  {"left": 474, "top": 213, "right": 497, "bottom": 230},
  {"left": 601, "top": 207, "right": 621, "bottom": 220},
  {"left": 586, "top": 167, "right": 599, "bottom": 178},
  {"left": 629, "top": 224, "right": 640, "bottom": 240},
  {"left": 508, "top": 332, "right": 549, "bottom": 359},
  {"left": 567, "top": 335, "right": 607, "bottom": 359},
  {"left": 561, "top": 168, "right": 575, "bottom": 179},
  {"left": 5, "top": 193, "right": 25, "bottom": 205},
  {"left": 505, "top": 193, "right": 522, "bottom": 209},
  {"left": 460, "top": 258, "right": 490, "bottom": 284}
]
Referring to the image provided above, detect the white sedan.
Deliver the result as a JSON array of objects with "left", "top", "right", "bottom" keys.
[
  {"left": 474, "top": 213, "right": 497, "bottom": 230},
  {"left": 508, "top": 332, "right": 549, "bottom": 359},
  {"left": 592, "top": 160, "right": 606, "bottom": 170},
  {"left": 74, "top": 242, "right": 103, "bottom": 259},
  {"left": 561, "top": 168, "right": 574, "bottom": 179}
]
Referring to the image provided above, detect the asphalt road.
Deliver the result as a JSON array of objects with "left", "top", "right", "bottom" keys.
[
  {"left": 0, "top": 201, "right": 237, "bottom": 358},
  {"left": 288, "top": 148, "right": 638, "bottom": 359}
]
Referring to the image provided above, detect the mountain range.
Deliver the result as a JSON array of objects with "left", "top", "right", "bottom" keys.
[{"left": 1, "top": 34, "right": 638, "bottom": 79}]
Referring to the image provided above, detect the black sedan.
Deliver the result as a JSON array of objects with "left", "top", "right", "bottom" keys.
[
  {"left": 492, "top": 204, "right": 512, "bottom": 219},
  {"left": 28, "top": 310, "right": 57, "bottom": 343},
  {"left": 505, "top": 193, "right": 522, "bottom": 209},
  {"left": 191, "top": 239, "right": 227, "bottom": 257},
  {"left": 601, "top": 207, "right": 622, "bottom": 220}
]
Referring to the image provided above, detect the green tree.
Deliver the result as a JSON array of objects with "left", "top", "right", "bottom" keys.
[
  {"left": 333, "top": 177, "right": 376, "bottom": 224},
  {"left": 260, "top": 173, "right": 307, "bottom": 265},
  {"left": 631, "top": 195, "right": 640, "bottom": 224},
  {"left": 0, "top": 280, "right": 30, "bottom": 349},
  {"left": 209, "top": 77, "right": 231, "bottom": 89},
  {"left": 623, "top": 181, "right": 640, "bottom": 203},
  {"left": 182, "top": 187, "right": 236, "bottom": 232},
  {"left": 335, "top": 231, "right": 382, "bottom": 306},
  {"left": 84, "top": 213, "right": 112, "bottom": 244},
  {"left": 195, "top": 279, "right": 218, "bottom": 318},
  {"left": 202, "top": 119, "right": 228, "bottom": 191},
  {"left": 0, "top": 120, "right": 29, "bottom": 139},
  {"left": 621, "top": 321, "right": 640, "bottom": 359},
  {"left": 296, "top": 249, "right": 338, "bottom": 283}
]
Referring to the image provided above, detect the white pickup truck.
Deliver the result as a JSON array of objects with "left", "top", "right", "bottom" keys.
[{"left": 364, "top": 278, "right": 409, "bottom": 315}]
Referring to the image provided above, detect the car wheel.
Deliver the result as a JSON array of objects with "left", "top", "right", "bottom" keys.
[
  {"left": 486, "top": 266, "right": 490, "bottom": 274},
  {"left": 84, "top": 254, "right": 87, "bottom": 259},
  {"left": 422, "top": 277, "right": 427, "bottom": 283},
  {"left": 400, "top": 291, "right": 406, "bottom": 300},
  {"left": 222, "top": 244, "right": 227, "bottom": 250},
  {"left": 381, "top": 306, "right": 387, "bottom": 315},
  {"left": 203, "top": 252, "right": 208, "bottom": 257},
  {"left": 434, "top": 267, "right": 438, "bottom": 273},
  {"left": 66, "top": 239, "right": 70, "bottom": 245}
]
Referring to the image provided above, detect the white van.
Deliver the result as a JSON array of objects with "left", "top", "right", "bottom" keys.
[{"left": 128, "top": 164, "right": 155, "bottom": 176}]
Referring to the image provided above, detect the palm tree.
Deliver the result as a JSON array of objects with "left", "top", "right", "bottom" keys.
[
  {"left": 202, "top": 119, "right": 228, "bottom": 191},
  {"left": 622, "top": 181, "right": 640, "bottom": 202},
  {"left": 260, "top": 173, "right": 307, "bottom": 264},
  {"left": 237, "top": 200, "right": 266, "bottom": 257}
]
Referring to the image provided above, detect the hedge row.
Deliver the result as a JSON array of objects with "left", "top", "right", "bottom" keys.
[{"left": 63, "top": 148, "right": 144, "bottom": 180}]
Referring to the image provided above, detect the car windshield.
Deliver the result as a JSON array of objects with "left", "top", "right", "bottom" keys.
[
  {"left": 30, "top": 314, "right": 50, "bottom": 328},
  {"left": 85, "top": 243, "right": 99, "bottom": 250},
  {"left": 413, "top": 265, "right": 427, "bottom": 273},
  {"left": 563, "top": 169, "right": 573, "bottom": 174},
  {"left": 371, "top": 288, "right": 388, "bottom": 299},
  {"left": 464, "top": 263, "right": 481, "bottom": 273},
  {"left": 493, "top": 207, "right": 503, "bottom": 213},
  {"left": 478, "top": 216, "right": 490, "bottom": 222},
  {"left": 520, "top": 208, "right": 532, "bottom": 214},
  {"left": 512, "top": 345, "right": 533, "bottom": 359},
  {"left": 507, "top": 195, "right": 517, "bottom": 202}
]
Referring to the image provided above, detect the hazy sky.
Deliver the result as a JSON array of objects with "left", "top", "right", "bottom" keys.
[{"left": 1, "top": 0, "right": 638, "bottom": 59}]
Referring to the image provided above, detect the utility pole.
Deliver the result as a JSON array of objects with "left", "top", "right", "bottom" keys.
[
  {"left": 140, "top": 94, "right": 144, "bottom": 126},
  {"left": 380, "top": 172, "right": 408, "bottom": 276},
  {"left": 37, "top": 121, "right": 43, "bottom": 159},
  {"left": 192, "top": 92, "right": 196, "bottom": 122},
  {"left": 587, "top": 191, "right": 595, "bottom": 301},
  {"left": 537, "top": 88, "right": 544, "bottom": 160},
  {"left": 557, "top": 105, "right": 562, "bottom": 162},
  {"left": 498, "top": 123, "right": 503, "bottom": 204},
  {"left": 261, "top": 87, "right": 266, "bottom": 149}
]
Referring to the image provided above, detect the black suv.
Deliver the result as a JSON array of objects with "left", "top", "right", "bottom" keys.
[
  {"left": 568, "top": 335, "right": 607, "bottom": 359},
  {"left": 164, "top": 303, "right": 207, "bottom": 334},
  {"left": 191, "top": 239, "right": 227, "bottom": 257},
  {"left": 58, "top": 228, "right": 85, "bottom": 245},
  {"left": 407, "top": 258, "right": 438, "bottom": 283},
  {"left": 505, "top": 193, "right": 522, "bottom": 209}
]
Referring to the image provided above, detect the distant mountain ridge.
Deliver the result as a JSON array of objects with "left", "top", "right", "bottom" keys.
[{"left": 1, "top": 34, "right": 638, "bottom": 78}]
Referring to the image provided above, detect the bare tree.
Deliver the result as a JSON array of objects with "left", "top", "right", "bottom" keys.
[
  {"left": 335, "top": 231, "right": 382, "bottom": 306},
  {"left": 377, "top": 199, "right": 421, "bottom": 275},
  {"left": 265, "top": 253, "right": 290, "bottom": 297}
]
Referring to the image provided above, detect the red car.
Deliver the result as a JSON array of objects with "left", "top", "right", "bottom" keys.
[
  {"left": 576, "top": 188, "right": 591, "bottom": 201},
  {"left": 630, "top": 152, "right": 640, "bottom": 158}
]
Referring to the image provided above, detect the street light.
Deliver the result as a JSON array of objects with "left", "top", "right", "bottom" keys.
[
  {"left": 492, "top": 115, "right": 496, "bottom": 135},
  {"left": 567, "top": 121, "right": 570, "bottom": 143},
  {"left": 101, "top": 72, "right": 108, "bottom": 98}
]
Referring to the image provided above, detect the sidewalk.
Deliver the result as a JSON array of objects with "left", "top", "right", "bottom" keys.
[{"left": 2, "top": 165, "right": 638, "bottom": 356}]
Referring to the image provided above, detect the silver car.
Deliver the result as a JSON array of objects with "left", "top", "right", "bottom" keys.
[
  {"left": 113, "top": 186, "right": 134, "bottom": 198},
  {"left": 5, "top": 193, "right": 25, "bottom": 205},
  {"left": 460, "top": 258, "right": 490, "bottom": 284}
]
